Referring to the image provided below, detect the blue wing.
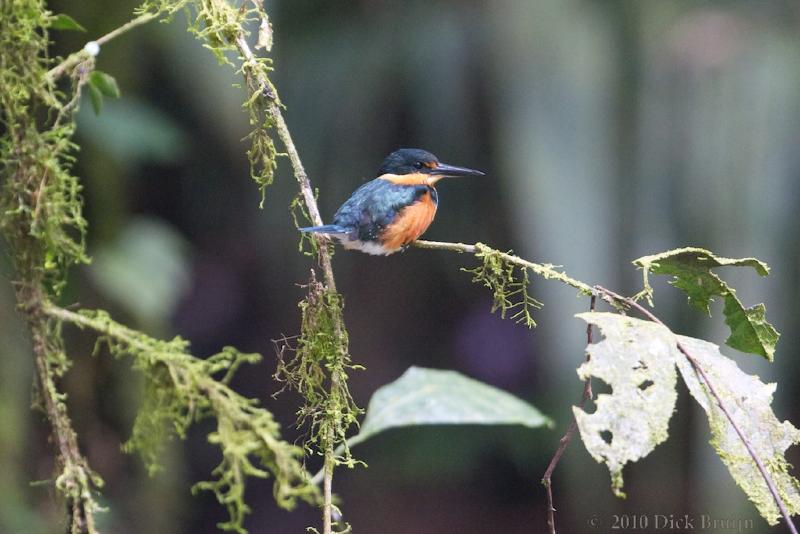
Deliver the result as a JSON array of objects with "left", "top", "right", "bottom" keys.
[{"left": 332, "top": 179, "right": 428, "bottom": 242}]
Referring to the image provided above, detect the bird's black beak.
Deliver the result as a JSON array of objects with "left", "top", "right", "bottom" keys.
[{"left": 432, "top": 162, "right": 485, "bottom": 178}]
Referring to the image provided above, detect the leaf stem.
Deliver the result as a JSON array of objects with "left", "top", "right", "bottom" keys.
[{"left": 594, "top": 285, "right": 798, "bottom": 534}]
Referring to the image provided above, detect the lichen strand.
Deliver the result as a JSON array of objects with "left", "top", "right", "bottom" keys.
[
  {"left": 137, "top": 0, "right": 280, "bottom": 206},
  {"left": 275, "top": 272, "right": 362, "bottom": 468},
  {"left": 463, "top": 244, "right": 543, "bottom": 328},
  {"left": 46, "top": 306, "right": 320, "bottom": 533}
]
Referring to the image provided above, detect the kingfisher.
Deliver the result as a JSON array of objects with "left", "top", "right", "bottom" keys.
[{"left": 299, "top": 148, "right": 484, "bottom": 255}]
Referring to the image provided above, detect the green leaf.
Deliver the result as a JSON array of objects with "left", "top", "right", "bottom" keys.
[
  {"left": 348, "top": 367, "right": 552, "bottom": 448},
  {"left": 87, "top": 83, "right": 103, "bottom": 115},
  {"left": 675, "top": 334, "right": 800, "bottom": 525},
  {"left": 50, "top": 14, "right": 86, "bottom": 32},
  {"left": 573, "top": 312, "right": 679, "bottom": 498},
  {"left": 89, "top": 71, "right": 121, "bottom": 99},
  {"left": 575, "top": 312, "right": 800, "bottom": 525},
  {"left": 634, "top": 247, "right": 779, "bottom": 360}
]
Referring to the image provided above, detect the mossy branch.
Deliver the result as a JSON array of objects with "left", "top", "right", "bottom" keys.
[
  {"left": 414, "top": 240, "right": 594, "bottom": 294},
  {"left": 413, "top": 240, "right": 593, "bottom": 327},
  {"left": 102, "top": 2, "right": 356, "bottom": 531},
  {"left": 44, "top": 303, "right": 321, "bottom": 533},
  {"left": 20, "top": 288, "right": 103, "bottom": 534},
  {"left": 221, "top": 7, "right": 354, "bottom": 533},
  {"left": 1, "top": 2, "right": 99, "bottom": 531}
]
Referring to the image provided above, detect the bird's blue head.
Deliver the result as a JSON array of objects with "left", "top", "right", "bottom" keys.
[{"left": 377, "top": 148, "right": 484, "bottom": 181}]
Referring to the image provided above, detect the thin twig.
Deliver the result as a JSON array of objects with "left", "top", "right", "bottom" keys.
[
  {"left": 594, "top": 285, "right": 798, "bottom": 534},
  {"left": 541, "top": 295, "right": 596, "bottom": 534},
  {"left": 413, "top": 239, "right": 594, "bottom": 294},
  {"left": 233, "top": 30, "right": 343, "bottom": 534},
  {"left": 47, "top": 11, "right": 158, "bottom": 82}
]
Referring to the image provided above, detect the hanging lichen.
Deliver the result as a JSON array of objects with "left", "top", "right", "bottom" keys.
[{"left": 274, "top": 271, "right": 362, "bottom": 467}]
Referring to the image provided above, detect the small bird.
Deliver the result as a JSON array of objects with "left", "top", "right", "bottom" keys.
[{"left": 300, "top": 148, "right": 484, "bottom": 255}]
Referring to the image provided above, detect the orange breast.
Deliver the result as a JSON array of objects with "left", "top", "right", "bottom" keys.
[{"left": 380, "top": 191, "right": 437, "bottom": 251}]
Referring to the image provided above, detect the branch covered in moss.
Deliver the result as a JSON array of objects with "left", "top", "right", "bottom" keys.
[
  {"left": 123, "top": 2, "right": 356, "bottom": 530},
  {"left": 1, "top": 2, "right": 100, "bottom": 531},
  {"left": 45, "top": 304, "right": 321, "bottom": 533},
  {"left": 274, "top": 271, "right": 362, "bottom": 463},
  {"left": 413, "top": 240, "right": 594, "bottom": 327},
  {"left": 177, "top": 4, "right": 357, "bottom": 531}
]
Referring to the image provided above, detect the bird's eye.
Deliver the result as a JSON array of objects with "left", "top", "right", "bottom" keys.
[{"left": 414, "top": 161, "right": 424, "bottom": 169}]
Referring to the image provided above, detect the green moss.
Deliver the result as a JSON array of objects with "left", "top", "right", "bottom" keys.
[
  {"left": 275, "top": 272, "right": 362, "bottom": 467},
  {"left": 0, "top": 2, "right": 99, "bottom": 530},
  {"left": 54, "top": 307, "right": 320, "bottom": 533},
  {"left": 137, "top": 0, "right": 280, "bottom": 206},
  {"left": 0, "top": 1, "right": 90, "bottom": 298},
  {"left": 463, "top": 244, "right": 543, "bottom": 328}
]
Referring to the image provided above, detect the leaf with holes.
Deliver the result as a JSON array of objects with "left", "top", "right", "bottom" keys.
[
  {"left": 574, "top": 312, "right": 800, "bottom": 526},
  {"left": 675, "top": 335, "right": 800, "bottom": 525},
  {"left": 573, "top": 312, "right": 678, "bottom": 497},
  {"left": 348, "top": 367, "right": 552, "bottom": 449},
  {"left": 634, "top": 247, "right": 778, "bottom": 361}
]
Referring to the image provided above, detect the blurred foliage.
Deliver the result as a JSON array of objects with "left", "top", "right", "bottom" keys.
[
  {"left": 77, "top": 98, "right": 189, "bottom": 165},
  {"left": 90, "top": 216, "right": 190, "bottom": 328}
]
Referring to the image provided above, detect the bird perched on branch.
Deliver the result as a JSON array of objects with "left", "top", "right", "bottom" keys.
[{"left": 299, "top": 148, "right": 484, "bottom": 255}]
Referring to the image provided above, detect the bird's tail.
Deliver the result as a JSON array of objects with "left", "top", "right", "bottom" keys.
[{"left": 298, "top": 224, "right": 349, "bottom": 235}]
